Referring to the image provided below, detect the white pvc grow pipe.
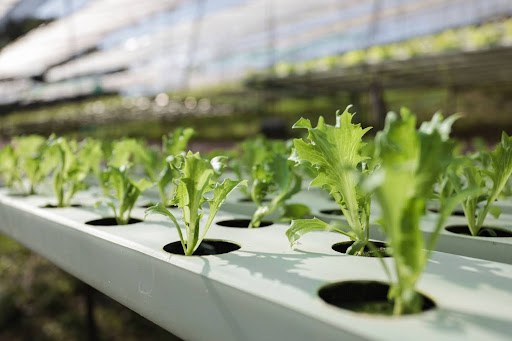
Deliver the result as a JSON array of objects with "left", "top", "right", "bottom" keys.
[{"left": 1, "top": 188, "right": 512, "bottom": 341}]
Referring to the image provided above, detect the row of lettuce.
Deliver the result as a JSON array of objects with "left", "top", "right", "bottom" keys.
[
  {"left": 256, "top": 17, "right": 512, "bottom": 79},
  {"left": 1, "top": 107, "right": 512, "bottom": 316}
]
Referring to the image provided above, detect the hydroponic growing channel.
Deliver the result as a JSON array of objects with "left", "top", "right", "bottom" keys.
[{"left": 0, "top": 107, "right": 512, "bottom": 340}]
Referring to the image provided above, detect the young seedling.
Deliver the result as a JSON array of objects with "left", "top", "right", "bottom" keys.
[
  {"left": 0, "top": 145, "right": 20, "bottom": 189},
  {"left": 445, "top": 132, "right": 512, "bottom": 236},
  {"left": 155, "top": 128, "right": 195, "bottom": 206},
  {"left": 47, "top": 136, "right": 102, "bottom": 207},
  {"left": 231, "top": 136, "right": 283, "bottom": 200},
  {"left": 145, "top": 152, "right": 246, "bottom": 256},
  {"left": 8, "top": 135, "right": 54, "bottom": 194},
  {"left": 286, "top": 106, "right": 373, "bottom": 255},
  {"left": 110, "top": 138, "right": 158, "bottom": 180},
  {"left": 248, "top": 147, "right": 309, "bottom": 228},
  {"left": 367, "top": 109, "right": 465, "bottom": 315},
  {"left": 100, "top": 165, "right": 153, "bottom": 225},
  {"left": 230, "top": 136, "right": 308, "bottom": 227}
]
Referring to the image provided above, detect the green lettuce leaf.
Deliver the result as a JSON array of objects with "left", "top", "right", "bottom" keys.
[
  {"left": 101, "top": 165, "right": 153, "bottom": 225},
  {"left": 370, "top": 109, "right": 457, "bottom": 315},
  {"left": 13, "top": 135, "right": 50, "bottom": 194},
  {"left": 0, "top": 145, "right": 20, "bottom": 188},
  {"left": 249, "top": 149, "right": 305, "bottom": 227},
  {"left": 445, "top": 131, "right": 512, "bottom": 235},
  {"left": 156, "top": 128, "right": 195, "bottom": 206},
  {"left": 46, "top": 137, "right": 102, "bottom": 207},
  {"left": 146, "top": 152, "right": 245, "bottom": 255},
  {"left": 287, "top": 106, "right": 372, "bottom": 254}
]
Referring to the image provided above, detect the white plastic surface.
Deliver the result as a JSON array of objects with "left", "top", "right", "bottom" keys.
[
  {"left": 289, "top": 189, "right": 512, "bottom": 265},
  {"left": 1, "top": 188, "right": 512, "bottom": 341}
]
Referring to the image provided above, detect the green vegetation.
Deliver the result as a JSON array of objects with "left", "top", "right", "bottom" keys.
[
  {"left": 232, "top": 137, "right": 309, "bottom": 227},
  {"left": 145, "top": 152, "right": 245, "bottom": 255},
  {"left": 266, "top": 18, "right": 512, "bottom": 77},
  {"left": 286, "top": 106, "right": 373, "bottom": 255},
  {"left": 156, "top": 128, "right": 195, "bottom": 206},
  {"left": 0, "top": 135, "right": 54, "bottom": 195},
  {"left": 99, "top": 165, "right": 153, "bottom": 225},
  {"left": 366, "top": 109, "right": 463, "bottom": 315},
  {"left": 444, "top": 132, "right": 512, "bottom": 236},
  {"left": 46, "top": 136, "right": 102, "bottom": 207},
  {"left": 0, "top": 116, "right": 510, "bottom": 317}
]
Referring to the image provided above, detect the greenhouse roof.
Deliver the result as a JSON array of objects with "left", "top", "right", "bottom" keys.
[{"left": 1, "top": 0, "right": 512, "bottom": 103}]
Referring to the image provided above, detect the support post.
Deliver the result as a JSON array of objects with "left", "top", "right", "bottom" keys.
[
  {"left": 369, "top": 83, "right": 386, "bottom": 128},
  {"left": 84, "top": 284, "right": 97, "bottom": 341}
]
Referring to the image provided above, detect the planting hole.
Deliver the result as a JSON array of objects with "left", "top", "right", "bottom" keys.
[
  {"left": 318, "top": 281, "right": 435, "bottom": 315},
  {"left": 42, "top": 204, "right": 83, "bottom": 208},
  {"left": 216, "top": 219, "right": 273, "bottom": 228},
  {"left": 8, "top": 193, "right": 30, "bottom": 197},
  {"left": 238, "top": 197, "right": 271, "bottom": 203},
  {"left": 163, "top": 240, "right": 240, "bottom": 256},
  {"left": 428, "top": 208, "right": 468, "bottom": 217},
  {"left": 140, "top": 203, "right": 177, "bottom": 209},
  {"left": 445, "top": 225, "right": 512, "bottom": 237},
  {"left": 320, "top": 209, "right": 343, "bottom": 216},
  {"left": 332, "top": 241, "right": 391, "bottom": 258},
  {"left": 85, "top": 217, "right": 142, "bottom": 226}
]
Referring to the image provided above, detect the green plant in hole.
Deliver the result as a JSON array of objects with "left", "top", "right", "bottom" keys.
[
  {"left": 443, "top": 132, "right": 512, "bottom": 236},
  {"left": 231, "top": 136, "right": 309, "bottom": 227},
  {"left": 99, "top": 165, "right": 153, "bottom": 225},
  {"left": 366, "top": 109, "right": 467, "bottom": 315},
  {"left": 145, "top": 152, "right": 246, "bottom": 255},
  {"left": 109, "top": 138, "right": 158, "bottom": 180},
  {"left": 249, "top": 149, "right": 309, "bottom": 227},
  {"left": 0, "top": 144, "right": 20, "bottom": 189},
  {"left": 155, "top": 128, "right": 195, "bottom": 206},
  {"left": 231, "top": 136, "right": 275, "bottom": 200},
  {"left": 1, "top": 135, "right": 54, "bottom": 194},
  {"left": 286, "top": 106, "right": 373, "bottom": 255},
  {"left": 46, "top": 136, "right": 103, "bottom": 207}
]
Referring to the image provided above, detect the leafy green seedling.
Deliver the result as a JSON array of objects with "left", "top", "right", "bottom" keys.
[
  {"left": 162, "top": 127, "right": 195, "bottom": 157},
  {"left": 100, "top": 165, "right": 153, "bottom": 225},
  {"left": 248, "top": 148, "right": 308, "bottom": 227},
  {"left": 231, "top": 136, "right": 285, "bottom": 200},
  {"left": 445, "top": 132, "right": 512, "bottom": 236},
  {"left": 47, "top": 136, "right": 102, "bottom": 207},
  {"left": 156, "top": 128, "right": 195, "bottom": 206},
  {"left": 230, "top": 136, "right": 308, "bottom": 227},
  {"left": 12, "top": 135, "right": 54, "bottom": 194},
  {"left": 145, "top": 152, "right": 246, "bottom": 255},
  {"left": 110, "top": 138, "right": 159, "bottom": 180},
  {"left": 286, "top": 106, "right": 373, "bottom": 255},
  {"left": 367, "top": 109, "right": 463, "bottom": 315},
  {"left": 0, "top": 145, "right": 20, "bottom": 189}
]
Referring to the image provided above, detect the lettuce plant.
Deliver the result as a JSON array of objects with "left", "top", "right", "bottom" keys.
[
  {"left": 231, "top": 136, "right": 285, "bottom": 200},
  {"left": 248, "top": 149, "right": 308, "bottom": 227},
  {"left": 15, "top": 135, "right": 48, "bottom": 194},
  {"left": 367, "top": 109, "right": 461, "bottom": 315},
  {"left": 155, "top": 128, "right": 195, "bottom": 206},
  {"left": 100, "top": 165, "right": 153, "bottom": 225},
  {"left": 3, "top": 135, "right": 54, "bottom": 194},
  {"left": 162, "top": 127, "right": 195, "bottom": 158},
  {"left": 286, "top": 106, "right": 373, "bottom": 255},
  {"left": 47, "top": 136, "right": 102, "bottom": 207},
  {"left": 445, "top": 132, "right": 512, "bottom": 236},
  {"left": 145, "top": 152, "right": 245, "bottom": 255},
  {"left": 0, "top": 145, "right": 20, "bottom": 189},
  {"left": 230, "top": 136, "right": 308, "bottom": 227},
  {"left": 110, "top": 138, "right": 158, "bottom": 180}
]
